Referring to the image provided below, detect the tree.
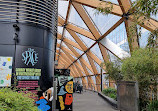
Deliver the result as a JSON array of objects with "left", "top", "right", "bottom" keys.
[
  {"left": 101, "top": 60, "right": 123, "bottom": 82},
  {"left": 122, "top": 48, "right": 158, "bottom": 102}
]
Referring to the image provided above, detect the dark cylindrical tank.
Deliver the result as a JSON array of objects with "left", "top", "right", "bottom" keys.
[{"left": 0, "top": 0, "right": 57, "bottom": 91}]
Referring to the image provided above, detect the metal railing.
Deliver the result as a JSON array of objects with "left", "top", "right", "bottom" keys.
[{"left": 82, "top": 82, "right": 117, "bottom": 92}]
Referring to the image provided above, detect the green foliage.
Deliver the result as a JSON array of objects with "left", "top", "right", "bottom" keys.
[
  {"left": 122, "top": 48, "right": 158, "bottom": 80},
  {"left": 101, "top": 60, "right": 123, "bottom": 82},
  {"left": 146, "top": 100, "right": 158, "bottom": 111},
  {"left": 132, "top": 0, "right": 158, "bottom": 17},
  {"left": 102, "top": 88, "right": 117, "bottom": 100},
  {"left": 95, "top": 1, "right": 113, "bottom": 15},
  {"left": 147, "top": 29, "right": 158, "bottom": 49},
  {"left": 122, "top": 48, "right": 158, "bottom": 102},
  {"left": 109, "top": 93, "right": 117, "bottom": 100},
  {"left": 0, "top": 88, "right": 38, "bottom": 111}
]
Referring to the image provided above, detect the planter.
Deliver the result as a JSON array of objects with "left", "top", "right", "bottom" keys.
[
  {"left": 117, "top": 81, "right": 139, "bottom": 111},
  {"left": 98, "top": 92, "right": 117, "bottom": 109}
]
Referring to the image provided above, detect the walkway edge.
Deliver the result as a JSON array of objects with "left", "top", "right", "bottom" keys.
[{"left": 98, "top": 92, "right": 118, "bottom": 110}]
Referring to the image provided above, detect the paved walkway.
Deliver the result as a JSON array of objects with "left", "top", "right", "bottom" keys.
[{"left": 73, "top": 90, "right": 118, "bottom": 111}]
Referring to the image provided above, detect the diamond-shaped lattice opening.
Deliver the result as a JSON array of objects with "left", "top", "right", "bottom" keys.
[
  {"left": 58, "top": 27, "right": 63, "bottom": 34},
  {"left": 103, "top": 0, "right": 119, "bottom": 4},
  {"left": 90, "top": 44, "right": 104, "bottom": 61},
  {"left": 106, "top": 22, "right": 130, "bottom": 53},
  {"left": 69, "top": 5, "right": 90, "bottom": 30},
  {"left": 138, "top": 27, "right": 150, "bottom": 48},
  {"left": 77, "top": 33, "right": 95, "bottom": 48},
  {"left": 82, "top": 54, "right": 91, "bottom": 65},
  {"left": 73, "top": 47, "right": 84, "bottom": 55},
  {"left": 65, "top": 30, "right": 77, "bottom": 43},
  {"left": 84, "top": 5, "right": 121, "bottom": 35},
  {"left": 58, "top": 1, "right": 69, "bottom": 19}
]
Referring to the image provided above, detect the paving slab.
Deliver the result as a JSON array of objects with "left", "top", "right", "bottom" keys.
[{"left": 73, "top": 91, "right": 118, "bottom": 111}]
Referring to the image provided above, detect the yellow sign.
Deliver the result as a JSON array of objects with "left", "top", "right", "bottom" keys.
[{"left": 65, "top": 81, "right": 73, "bottom": 93}]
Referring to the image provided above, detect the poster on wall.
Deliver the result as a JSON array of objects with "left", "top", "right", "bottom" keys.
[
  {"left": 0, "top": 56, "right": 13, "bottom": 87},
  {"left": 56, "top": 76, "right": 73, "bottom": 111},
  {"left": 55, "top": 69, "right": 70, "bottom": 77},
  {"left": 16, "top": 68, "right": 41, "bottom": 101}
]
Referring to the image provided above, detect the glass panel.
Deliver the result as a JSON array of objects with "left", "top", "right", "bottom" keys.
[
  {"left": 120, "top": 42, "right": 130, "bottom": 53},
  {"left": 82, "top": 54, "right": 91, "bottom": 65},
  {"left": 94, "top": 61, "right": 101, "bottom": 74},
  {"left": 77, "top": 33, "right": 95, "bottom": 48},
  {"left": 107, "top": 51, "right": 119, "bottom": 62},
  {"left": 56, "top": 47, "right": 60, "bottom": 50},
  {"left": 73, "top": 47, "right": 84, "bottom": 55},
  {"left": 58, "top": 26, "right": 63, "bottom": 34},
  {"left": 62, "top": 42, "right": 69, "bottom": 49},
  {"left": 58, "top": 1, "right": 69, "bottom": 19},
  {"left": 139, "top": 27, "right": 150, "bottom": 48},
  {"left": 91, "top": 76, "right": 96, "bottom": 84},
  {"left": 69, "top": 5, "right": 90, "bottom": 30},
  {"left": 103, "top": 74, "right": 110, "bottom": 88},
  {"left": 84, "top": 5, "right": 121, "bottom": 34},
  {"left": 106, "top": 22, "right": 130, "bottom": 53},
  {"left": 65, "top": 30, "right": 77, "bottom": 43},
  {"left": 86, "top": 67, "right": 93, "bottom": 75},
  {"left": 91, "top": 44, "right": 104, "bottom": 61},
  {"left": 57, "top": 39, "right": 61, "bottom": 44},
  {"left": 151, "top": 14, "right": 158, "bottom": 21},
  {"left": 103, "top": 0, "right": 119, "bottom": 4}
]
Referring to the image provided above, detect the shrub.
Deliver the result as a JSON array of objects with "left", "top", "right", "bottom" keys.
[
  {"left": 101, "top": 60, "right": 123, "bottom": 82},
  {"left": 0, "top": 88, "right": 38, "bottom": 111},
  {"left": 102, "top": 88, "right": 117, "bottom": 100},
  {"left": 146, "top": 100, "right": 158, "bottom": 111},
  {"left": 122, "top": 48, "right": 158, "bottom": 101}
]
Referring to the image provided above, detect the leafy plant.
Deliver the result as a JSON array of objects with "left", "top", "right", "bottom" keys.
[
  {"left": 131, "top": 0, "right": 158, "bottom": 17},
  {"left": 0, "top": 88, "right": 38, "bottom": 111},
  {"left": 95, "top": 1, "right": 113, "bottom": 15},
  {"left": 101, "top": 60, "right": 123, "bottom": 82},
  {"left": 102, "top": 88, "right": 117, "bottom": 100},
  {"left": 146, "top": 100, "right": 158, "bottom": 111},
  {"left": 122, "top": 48, "right": 158, "bottom": 102}
]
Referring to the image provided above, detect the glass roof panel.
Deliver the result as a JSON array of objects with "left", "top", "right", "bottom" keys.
[
  {"left": 61, "top": 42, "right": 69, "bottom": 49},
  {"left": 58, "top": 1, "right": 69, "bottom": 19},
  {"left": 77, "top": 33, "right": 95, "bottom": 48},
  {"left": 77, "top": 60, "right": 82, "bottom": 65},
  {"left": 84, "top": 5, "right": 121, "bottom": 35},
  {"left": 65, "top": 30, "right": 77, "bottom": 43},
  {"left": 107, "top": 51, "right": 119, "bottom": 62},
  {"left": 57, "top": 39, "right": 61, "bottom": 44},
  {"left": 151, "top": 14, "right": 158, "bottom": 21},
  {"left": 86, "top": 67, "right": 93, "bottom": 75},
  {"left": 82, "top": 54, "right": 91, "bottom": 65},
  {"left": 84, "top": 77, "right": 88, "bottom": 84},
  {"left": 58, "top": 27, "right": 63, "bottom": 34},
  {"left": 73, "top": 47, "right": 84, "bottom": 55},
  {"left": 94, "top": 61, "right": 101, "bottom": 74},
  {"left": 139, "top": 27, "right": 150, "bottom": 48},
  {"left": 90, "top": 44, "right": 104, "bottom": 61},
  {"left": 56, "top": 47, "right": 60, "bottom": 50},
  {"left": 106, "top": 22, "right": 130, "bottom": 53},
  {"left": 91, "top": 76, "right": 96, "bottom": 84},
  {"left": 68, "top": 5, "right": 90, "bottom": 30},
  {"left": 120, "top": 42, "right": 130, "bottom": 53},
  {"left": 103, "top": 0, "right": 119, "bottom": 4}
]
